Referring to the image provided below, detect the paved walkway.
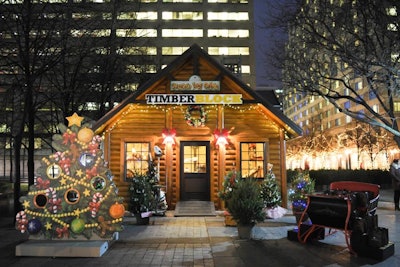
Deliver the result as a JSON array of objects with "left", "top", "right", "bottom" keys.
[{"left": 0, "top": 189, "right": 399, "bottom": 267}]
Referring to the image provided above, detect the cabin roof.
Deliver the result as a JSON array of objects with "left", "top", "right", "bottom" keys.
[{"left": 93, "top": 44, "right": 302, "bottom": 138}]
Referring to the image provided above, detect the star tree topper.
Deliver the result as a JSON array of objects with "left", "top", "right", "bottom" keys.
[{"left": 66, "top": 112, "right": 84, "bottom": 127}]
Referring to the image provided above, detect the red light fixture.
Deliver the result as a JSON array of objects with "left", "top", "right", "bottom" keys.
[
  {"left": 213, "top": 128, "right": 229, "bottom": 148},
  {"left": 162, "top": 128, "right": 176, "bottom": 145}
]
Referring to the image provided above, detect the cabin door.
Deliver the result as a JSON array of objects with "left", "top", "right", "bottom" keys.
[{"left": 180, "top": 141, "right": 210, "bottom": 201}]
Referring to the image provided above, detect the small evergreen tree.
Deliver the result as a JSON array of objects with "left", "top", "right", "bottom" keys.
[
  {"left": 260, "top": 169, "right": 281, "bottom": 208},
  {"left": 227, "top": 178, "right": 265, "bottom": 225},
  {"left": 289, "top": 170, "right": 315, "bottom": 211}
]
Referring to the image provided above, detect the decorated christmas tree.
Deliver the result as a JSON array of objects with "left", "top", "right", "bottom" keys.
[
  {"left": 260, "top": 164, "right": 281, "bottom": 208},
  {"left": 261, "top": 164, "right": 287, "bottom": 219},
  {"left": 15, "top": 113, "right": 125, "bottom": 240}
]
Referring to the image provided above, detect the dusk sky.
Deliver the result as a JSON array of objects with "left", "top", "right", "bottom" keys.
[{"left": 254, "top": 0, "right": 289, "bottom": 89}]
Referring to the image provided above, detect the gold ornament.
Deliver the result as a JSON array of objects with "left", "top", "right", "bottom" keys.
[{"left": 77, "top": 127, "right": 94, "bottom": 143}]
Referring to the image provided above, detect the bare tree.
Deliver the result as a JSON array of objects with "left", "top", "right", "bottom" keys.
[
  {"left": 266, "top": 0, "right": 400, "bottom": 147},
  {"left": 0, "top": 0, "right": 153, "bottom": 215},
  {"left": 0, "top": 0, "right": 68, "bottom": 213}
]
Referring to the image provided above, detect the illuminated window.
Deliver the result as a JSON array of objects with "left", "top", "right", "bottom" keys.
[
  {"left": 394, "top": 102, "right": 400, "bottom": 112},
  {"left": 163, "top": 0, "right": 202, "bottom": 2},
  {"left": 70, "top": 29, "right": 111, "bottom": 37},
  {"left": 387, "top": 7, "right": 397, "bottom": 16},
  {"left": 72, "top": 13, "right": 97, "bottom": 19},
  {"left": 207, "top": 29, "right": 249, "bottom": 38},
  {"left": 162, "top": 29, "right": 203, "bottom": 37},
  {"left": 115, "top": 83, "right": 139, "bottom": 91},
  {"left": 0, "top": 124, "right": 8, "bottom": 133},
  {"left": 78, "top": 102, "right": 99, "bottom": 111},
  {"left": 126, "top": 65, "right": 157, "bottom": 73},
  {"left": 116, "top": 29, "right": 157, "bottom": 37},
  {"left": 162, "top": 11, "right": 203, "bottom": 20},
  {"left": 183, "top": 145, "right": 207, "bottom": 173},
  {"left": 208, "top": 12, "right": 248, "bottom": 21},
  {"left": 241, "top": 65, "right": 250, "bottom": 74},
  {"left": 118, "top": 12, "right": 157, "bottom": 20},
  {"left": 387, "top": 23, "right": 398, "bottom": 31},
  {"left": 93, "top": 47, "right": 109, "bottom": 55},
  {"left": 355, "top": 81, "right": 362, "bottom": 90},
  {"left": 392, "top": 53, "right": 399, "bottom": 63},
  {"left": 208, "top": 47, "right": 249, "bottom": 55},
  {"left": 162, "top": 47, "right": 190, "bottom": 55},
  {"left": 209, "top": 0, "right": 248, "bottom": 2},
  {"left": 116, "top": 47, "right": 157, "bottom": 55},
  {"left": 124, "top": 142, "right": 150, "bottom": 180},
  {"left": 240, "top": 143, "right": 265, "bottom": 178}
]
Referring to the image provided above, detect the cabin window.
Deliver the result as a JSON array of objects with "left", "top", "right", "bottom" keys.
[
  {"left": 240, "top": 142, "right": 265, "bottom": 178},
  {"left": 183, "top": 145, "right": 207, "bottom": 173},
  {"left": 124, "top": 142, "right": 150, "bottom": 180}
]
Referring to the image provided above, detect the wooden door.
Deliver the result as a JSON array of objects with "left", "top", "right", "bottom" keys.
[{"left": 180, "top": 141, "right": 210, "bottom": 201}]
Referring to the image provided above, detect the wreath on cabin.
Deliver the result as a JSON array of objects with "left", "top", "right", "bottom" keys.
[{"left": 185, "top": 105, "right": 207, "bottom": 127}]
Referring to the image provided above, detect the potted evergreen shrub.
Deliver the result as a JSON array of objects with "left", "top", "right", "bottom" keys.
[
  {"left": 226, "top": 178, "right": 265, "bottom": 239},
  {"left": 288, "top": 169, "right": 315, "bottom": 224},
  {"left": 129, "top": 172, "right": 156, "bottom": 225}
]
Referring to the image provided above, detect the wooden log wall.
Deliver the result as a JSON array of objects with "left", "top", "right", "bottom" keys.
[{"left": 102, "top": 103, "right": 286, "bottom": 210}]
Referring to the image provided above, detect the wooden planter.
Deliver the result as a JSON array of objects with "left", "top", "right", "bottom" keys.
[{"left": 223, "top": 211, "right": 237, "bottom": 226}]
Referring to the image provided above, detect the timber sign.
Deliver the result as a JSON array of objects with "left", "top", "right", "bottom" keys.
[{"left": 145, "top": 94, "right": 243, "bottom": 105}]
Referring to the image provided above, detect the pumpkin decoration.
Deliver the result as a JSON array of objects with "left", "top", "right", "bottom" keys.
[
  {"left": 77, "top": 127, "right": 94, "bottom": 143},
  {"left": 109, "top": 202, "right": 125, "bottom": 219}
]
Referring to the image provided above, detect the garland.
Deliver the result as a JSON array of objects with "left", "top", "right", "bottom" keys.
[{"left": 185, "top": 105, "right": 207, "bottom": 127}]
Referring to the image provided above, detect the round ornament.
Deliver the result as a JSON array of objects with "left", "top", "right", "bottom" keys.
[
  {"left": 64, "top": 189, "right": 80, "bottom": 204},
  {"left": 70, "top": 218, "right": 85, "bottom": 234},
  {"left": 109, "top": 202, "right": 125, "bottom": 219},
  {"left": 27, "top": 218, "right": 42, "bottom": 234},
  {"left": 77, "top": 127, "right": 94, "bottom": 143},
  {"left": 46, "top": 164, "right": 62, "bottom": 179},
  {"left": 184, "top": 105, "right": 206, "bottom": 127},
  {"left": 91, "top": 176, "right": 106, "bottom": 191},
  {"left": 79, "top": 153, "right": 95, "bottom": 167},
  {"left": 34, "top": 193, "right": 48, "bottom": 208}
]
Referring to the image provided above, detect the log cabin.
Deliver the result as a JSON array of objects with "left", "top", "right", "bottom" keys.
[{"left": 93, "top": 44, "right": 302, "bottom": 210}]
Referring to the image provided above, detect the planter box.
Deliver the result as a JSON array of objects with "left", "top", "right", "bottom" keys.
[{"left": 224, "top": 211, "right": 237, "bottom": 226}]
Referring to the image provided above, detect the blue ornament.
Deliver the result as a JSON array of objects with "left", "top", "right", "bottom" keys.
[{"left": 27, "top": 218, "right": 42, "bottom": 234}]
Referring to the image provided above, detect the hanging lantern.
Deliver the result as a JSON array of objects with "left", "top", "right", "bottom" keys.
[
  {"left": 162, "top": 128, "right": 176, "bottom": 145},
  {"left": 213, "top": 128, "right": 229, "bottom": 148}
]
